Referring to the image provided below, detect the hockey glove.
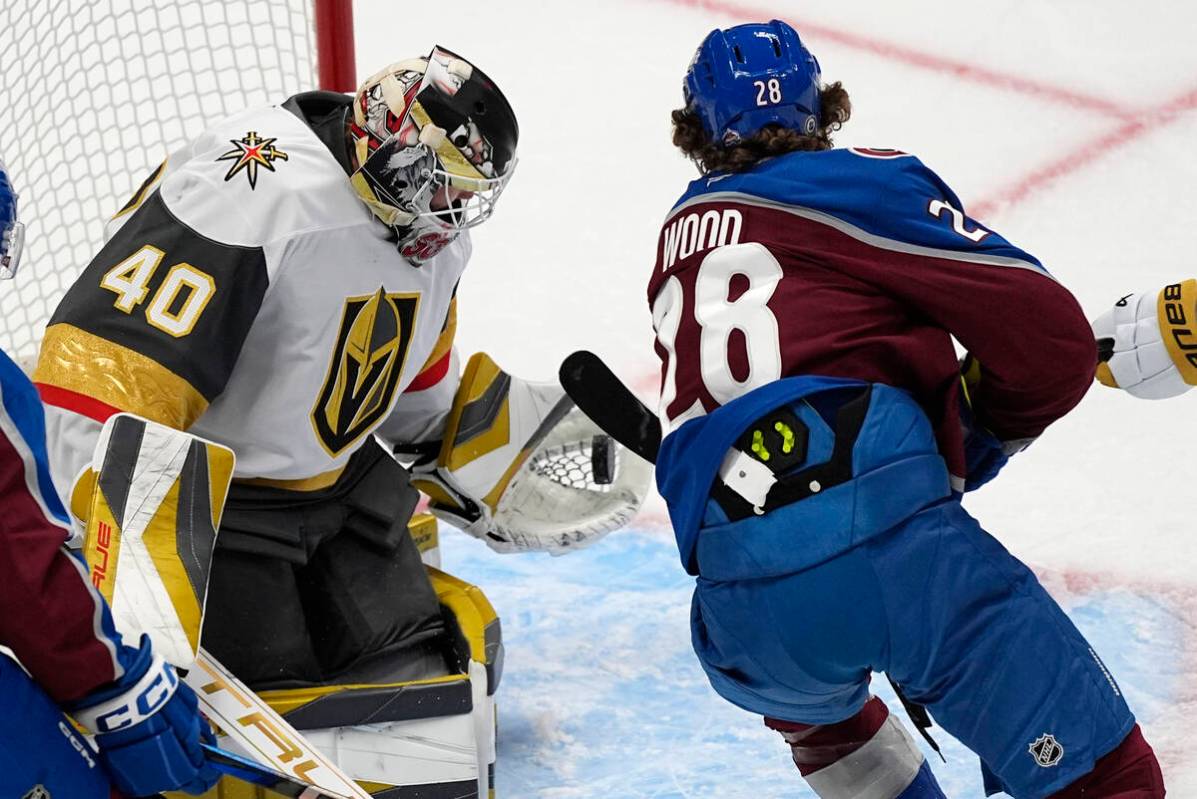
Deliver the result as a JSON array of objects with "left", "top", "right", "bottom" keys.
[
  {"left": 69, "top": 634, "right": 219, "bottom": 797},
  {"left": 1091, "top": 280, "right": 1197, "bottom": 399},
  {"left": 411, "top": 352, "right": 651, "bottom": 555},
  {"left": 959, "top": 355, "right": 1033, "bottom": 492}
]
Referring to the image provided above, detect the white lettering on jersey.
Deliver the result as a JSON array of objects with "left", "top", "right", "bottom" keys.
[
  {"left": 661, "top": 208, "right": 743, "bottom": 273},
  {"left": 927, "top": 199, "right": 990, "bottom": 243}
]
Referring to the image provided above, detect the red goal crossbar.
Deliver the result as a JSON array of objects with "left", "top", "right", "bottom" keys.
[{"left": 316, "top": 0, "right": 357, "bottom": 92}]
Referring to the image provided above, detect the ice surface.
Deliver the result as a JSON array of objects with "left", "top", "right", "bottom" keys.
[{"left": 351, "top": 0, "right": 1197, "bottom": 793}]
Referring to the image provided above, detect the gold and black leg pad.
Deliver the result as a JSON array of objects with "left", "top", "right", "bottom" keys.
[{"left": 172, "top": 553, "right": 502, "bottom": 799}]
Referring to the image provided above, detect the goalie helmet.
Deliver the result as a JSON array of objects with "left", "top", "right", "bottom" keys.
[
  {"left": 348, "top": 47, "right": 518, "bottom": 265},
  {"left": 0, "top": 158, "right": 24, "bottom": 280},
  {"left": 684, "top": 20, "right": 822, "bottom": 145}
]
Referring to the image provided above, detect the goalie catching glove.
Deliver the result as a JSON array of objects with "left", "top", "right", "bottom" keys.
[
  {"left": 411, "top": 353, "right": 652, "bottom": 555},
  {"left": 1091, "top": 279, "right": 1197, "bottom": 399}
]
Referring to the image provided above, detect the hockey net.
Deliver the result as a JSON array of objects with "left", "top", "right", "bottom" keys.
[{"left": 0, "top": 0, "right": 351, "bottom": 364}]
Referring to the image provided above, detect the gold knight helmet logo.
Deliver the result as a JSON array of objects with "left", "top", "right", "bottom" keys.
[{"left": 312, "top": 288, "right": 419, "bottom": 455}]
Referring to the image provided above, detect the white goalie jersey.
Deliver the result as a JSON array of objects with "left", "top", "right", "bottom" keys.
[{"left": 34, "top": 95, "right": 467, "bottom": 520}]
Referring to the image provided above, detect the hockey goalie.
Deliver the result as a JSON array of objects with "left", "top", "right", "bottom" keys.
[{"left": 32, "top": 48, "right": 649, "bottom": 796}]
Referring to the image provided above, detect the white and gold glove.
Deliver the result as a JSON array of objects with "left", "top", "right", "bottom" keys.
[
  {"left": 1092, "top": 280, "right": 1197, "bottom": 399},
  {"left": 411, "top": 353, "right": 652, "bottom": 555}
]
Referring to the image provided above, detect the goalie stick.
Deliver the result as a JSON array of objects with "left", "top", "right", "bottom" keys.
[
  {"left": 558, "top": 351, "right": 662, "bottom": 464},
  {"left": 204, "top": 743, "right": 352, "bottom": 799}
]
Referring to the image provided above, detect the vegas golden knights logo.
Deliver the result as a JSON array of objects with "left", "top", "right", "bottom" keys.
[{"left": 312, "top": 289, "right": 419, "bottom": 456}]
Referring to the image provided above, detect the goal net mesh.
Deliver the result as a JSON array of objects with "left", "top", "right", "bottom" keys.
[{"left": 0, "top": 0, "right": 318, "bottom": 363}]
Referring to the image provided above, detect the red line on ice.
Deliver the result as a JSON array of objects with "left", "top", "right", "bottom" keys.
[
  {"left": 660, "top": 0, "right": 1133, "bottom": 118},
  {"left": 658, "top": 0, "right": 1197, "bottom": 214},
  {"left": 972, "top": 85, "right": 1197, "bottom": 217}
]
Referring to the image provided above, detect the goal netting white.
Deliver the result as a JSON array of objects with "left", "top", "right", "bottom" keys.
[{"left": 0, "top": 0, "right": 320, "bottom": 363}]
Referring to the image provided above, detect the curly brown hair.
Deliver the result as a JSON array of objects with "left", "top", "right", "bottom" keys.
[{"left": 672, "top": 82, "right": 851, "bottom": 174}]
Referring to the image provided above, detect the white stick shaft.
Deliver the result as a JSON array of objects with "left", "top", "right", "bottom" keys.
[{"left": 189, "top": 648, "right": 373, "bottom": 799}]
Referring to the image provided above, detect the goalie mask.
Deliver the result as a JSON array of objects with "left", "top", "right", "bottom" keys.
[{"left": 349, "top": 47, "right": 518, "bottom": 265}]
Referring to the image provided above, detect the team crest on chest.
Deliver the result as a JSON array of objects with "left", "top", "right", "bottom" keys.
[
  {"left": 217, "top": 131, "right": 288, "bottom": 189},
  {"left": 23, "top": 786, "right": 51, "bottom": 799},
  {"left": 312, "top": 288, "right": 420, "bottom": 456},
  {"left": 1028, "top": 733, "right": 1064, "bottom": 767}
]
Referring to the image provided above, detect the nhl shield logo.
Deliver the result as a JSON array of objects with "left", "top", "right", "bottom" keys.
[
  {"left": 1029, "top": 733, "right": 1064, "bottom": 767},
  {"left": 23, "top": 786, "right": 51, "bottom": 799},
  {"left": 312, "top": 288, "right": 420, "bottom": 456}
]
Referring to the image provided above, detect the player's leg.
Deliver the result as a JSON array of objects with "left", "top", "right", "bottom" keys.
[
  {"left": 766, "top": 697, "right": 944, "bottom": 799},
  {"left": 1046, "top": 724, "right": 1164, "bottom": 798},
  {"left": 691, "top": 543, "right": 947, "bottom": 798},
  {"left": 0, "top": 652, "right": 115, "bottom": 798},
  {"left": 872, "top": 502, "right": 1164, "bottom": 798}
]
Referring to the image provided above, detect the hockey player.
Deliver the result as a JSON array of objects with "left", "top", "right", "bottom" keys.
[
  {"left": 647, "top": 21, "right": 1165, "bottom": 798},
  {"left": 33, "top": 45, "right": 641, "bottom": 714},
  {"left": 0, "top": 160, "right": 218, "bottom": 797}
]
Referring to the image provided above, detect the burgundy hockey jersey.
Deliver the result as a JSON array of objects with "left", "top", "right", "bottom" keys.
[{"left": 648, "top": 148, "right": 1095, "bottom": 484}]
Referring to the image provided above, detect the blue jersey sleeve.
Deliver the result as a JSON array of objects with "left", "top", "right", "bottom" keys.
[{"left": 673, "top": 148, "right": 1046, "bottom": 274}]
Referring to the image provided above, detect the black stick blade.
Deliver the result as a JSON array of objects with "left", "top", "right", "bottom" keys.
[{"left": 559, "top": 350, "right": 661, "bottom": 464}]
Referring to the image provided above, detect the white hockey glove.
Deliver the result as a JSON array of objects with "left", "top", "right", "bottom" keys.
[
  {"left": 411, "top": 353, "right": 652, "bottom": 555},
  {"left": 1091, "top": 280, "right": 1197, "bottom": 399}
]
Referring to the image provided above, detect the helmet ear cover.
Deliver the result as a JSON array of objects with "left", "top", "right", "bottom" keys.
[{"left": 684, "top": 19, "right": 822, "bottom": 145}]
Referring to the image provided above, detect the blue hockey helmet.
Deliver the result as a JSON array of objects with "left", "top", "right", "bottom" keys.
[
  {"left": 0, "top": 160, "right": 23, "bottom": 280},
  {"left": 683, "top": 20, "right": 822, "bottom": 145}
]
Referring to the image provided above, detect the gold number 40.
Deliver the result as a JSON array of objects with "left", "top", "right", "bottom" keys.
[{"left": 100, "top": 245, "right": 216, "bottom": 338}]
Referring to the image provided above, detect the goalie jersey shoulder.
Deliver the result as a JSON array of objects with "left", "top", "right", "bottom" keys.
[{"left": 115, "top": 103, "right": 370, "bottom": 251}]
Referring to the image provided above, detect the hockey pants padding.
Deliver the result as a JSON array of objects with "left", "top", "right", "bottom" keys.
[
  {"left": 203, "top": 441, "right": 445, "bottom": 688},
  {"left": 692, "top": 500, "right": 1145, "bottom": 799}
]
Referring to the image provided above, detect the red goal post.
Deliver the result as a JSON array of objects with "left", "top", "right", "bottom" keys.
[{"left": 0, "top": 0, "right": 356, "bottom": 362}]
